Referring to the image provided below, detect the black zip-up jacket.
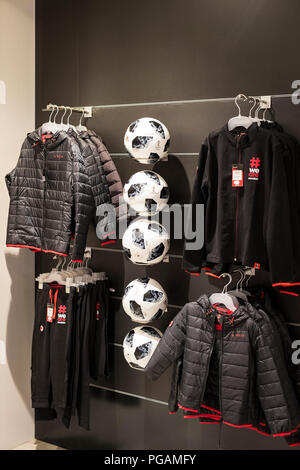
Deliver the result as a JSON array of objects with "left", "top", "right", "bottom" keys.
[
  {"left": 145, "top": 295, "right": 300, "bottom": 437},
  {"left": 182, "top": 123, "right": 296, "bottom": 284},
  {"left": 5, "top": 129, "right": 95, "bottom": 261}
]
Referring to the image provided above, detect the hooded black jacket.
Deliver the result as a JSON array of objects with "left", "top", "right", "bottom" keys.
[
  {"left": 182, "top": 123, "right": 296, "bottom": 284},
  {"left": 5, "top": 129, "right": 96, "bottom": 261},
  {"left": 145, "top": 295, "right": 300, "bottom": 437}
]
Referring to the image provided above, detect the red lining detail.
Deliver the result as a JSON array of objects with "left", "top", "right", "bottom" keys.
[
  {"left": 201, "top": 404, "right": 221, "bottom": 414},
  {"left": 273, "top": 426, "right": 300, "bottom": 437},
  {"left": 272, "top": 282, "right": 300, "bottom": 287},
  {"left": 7, "top": 244, "right": 42, "bottom": 251},
  {"left": 7, "top": 244, "right": 68, "bottom": 257},
  {"left": 184, "top": 270, "right": 200, "bottom": 276},
  {"left": 205, "top": 272, "right": 221, "bottom": 279},
  {"left": 249, "top": 428, "right": 270, "bottom": 437},
  {"left": 177, "top": 404, "right": 300, "bottom": 437},
  {"left": 279, "top": 290, "right": 299, "bottom": 297},
  {"left": 178, "top": 403, "right": 199, "bottom": 413},
  {"left": 101, "top": 240, "right": 117, "bottom": 246},
  {"left": 103, "top": 231, "right": 115, "bottom": 238},
  {"left": 288, "top": 443, "right": 300, "bottom": 447},
  {"left": 184, "top": 413, "right": 221, "bottom": 420},
  {"left": 223, "top": 421, "right": 250, "bottom": 429},
  {"left": 43, "top": 249, "right": 67, "bottom": 256},
  {"left": 198, "top": 421, "right": 218, "bottom": 424},
  {"left": 72, "top": 259, "right": 83, "bottom": 263},
  {"left": 172, "top": 407, "right": 299, "bottom": 438}
]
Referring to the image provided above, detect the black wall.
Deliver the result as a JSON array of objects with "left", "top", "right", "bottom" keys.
[{"left": 35, "top": 0, "right": 300, "bottom": 450}]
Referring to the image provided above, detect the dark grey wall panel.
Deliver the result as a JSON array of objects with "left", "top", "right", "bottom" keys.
[
  {"left": 105, "top": 303, "right": 180, "bottom": 347},
  {"left": 92, "top": 345, "right": 172, "bottom": 403},
  {"left": 35, "top": 388, "right": 219, "bottom": 450},
  {"left": 36, "top": 0, "right": 300, "bottom": 109}
]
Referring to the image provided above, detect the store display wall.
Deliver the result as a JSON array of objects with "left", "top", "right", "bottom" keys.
[
  {"left": 35, "top": 0, "right": 300, "bottom": 449},
  {"left": 0, "top": 0, "right": 35, "bottom": 450}
]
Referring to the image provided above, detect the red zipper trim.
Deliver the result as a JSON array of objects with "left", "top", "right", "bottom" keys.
[
  {"left": 234, "top": 136, "right": 241, "bottom": 261},
  {"left": 279, "top": 290, "right": 299, "bottom": 297},
  {"left": 184, "top": 413, "right": 221, "bottom": 420}
]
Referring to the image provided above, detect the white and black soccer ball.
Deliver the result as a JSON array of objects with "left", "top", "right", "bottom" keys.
[
  {"left": 123, "top": 326, "right": 162, "bottom": 370},
  {"left": 122, "top": 218, "right": 170, "bottom": 265},
  {"left": 124, "top": 117, "right": 170, "bottom": 164},
  {"left": 122, "top": 277, "right": 168, "bottom": 323},
  {"left": 123, "top": 170, "right": 169, "bottom": 215}
]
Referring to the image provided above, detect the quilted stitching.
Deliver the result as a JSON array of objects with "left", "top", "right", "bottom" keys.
[
  {"left": 5, "top": 128, "right": 111, "bottom": 260},
  {"left": 145, "top": 294, "right": 300, "bottom": 436}
]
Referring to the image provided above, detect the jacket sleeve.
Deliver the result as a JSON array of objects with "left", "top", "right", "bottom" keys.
[
  {"left": 5, "top": 168, "right": 16, "bottom": 196},
  {"left": 70, "top": 142, "right": 94, "bottom": 262},
  {"left": 182, "top": 138, "right": 209, "bottom": 273},
  {"left": 266, "top": 138, "right": 295, "bottom": 284},
  {"left": 89, "top": 132, "right": 127, "bottom": 220},
  {"left": 264, "top": 292, "right": 300, "bottom": 401},
  {"left": 253, "top": 320, "right": 300, "bottom": 435},
  {"left": 145, "top": 306, "right": 187, "bottom": 381}
]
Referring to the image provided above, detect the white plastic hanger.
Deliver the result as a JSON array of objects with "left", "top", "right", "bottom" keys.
[
  {"left": 59, "top": 106, "right": 68, "bottom": 131},
  {"left": 248, "top": 97, "right": 257, "bottom": 122},
  {"left": 228, "top": 94, "right": 253, "bottom": 131},
  {"left": 228, "top": 270, "right": 249, "bottom": 301},
  {"left": 41, "top": 256, "right": 70, "bottom": 284},
  {"left": 209, "top": 273, "right": 239, "bottom": 311},
  {"left": 66, "top": 106, "right": 78, "bottom": 133},
  {"left": 252, "top": 98, "right": 262, "bottom": 126},
  {"left": 41, "top": 105, "right": 57, "bottom": 134},
  {"left": 262, "top": 106, "right": 273, "bottom": 123},
  {"left": 76, "top": 109, "right": 87, "bottom": 132}
]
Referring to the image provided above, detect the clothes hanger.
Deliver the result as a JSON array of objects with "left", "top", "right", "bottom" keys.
[
  {"left": 76, "top": 109, "right": 87, "bottom": 132},
  {"left": 252, "top": 98, "right": 262, "bottom": 127},
  {"left": 35, "top": 256, "right": 71, "bottom": 290},
  {"left": 58, "top": 106, "right": 68, "bottom": 131},
  {"left": 66, "top": 106, "right": 78, "bottom": 133},
  {"left": 227, "top": 94, "right": 253, "bottom": 131},
  {"left": 244, "top": 267, "right": 255, "bottom": 288},
  {"left": 76, "top": 256, "right": 92, "bottom": 275},
  {"left": 209, "top": 273, "right": 239, "bottom": 311},
  {"left": 35, "top": 255, "right": 62, "bottom": 282},
  {"left": 41, "top": 105, "right": 57, "bottom": 134},
  {"left": 51, "top": 105, "right": 60, "bottom": 132},
  {"left": 228, "top": 269, "right": 250, "bottom": 301},
  {"left": 262, "top": 105, "right": 273, "bottom": 123},
  {"left": 41, "top": 255, "right": 71, "bottom": 284},
  {"left": 248, "top": 96, "right": 260, "bottom": 125}
]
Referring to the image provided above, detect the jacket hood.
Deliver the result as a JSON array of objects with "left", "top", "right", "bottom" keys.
[
  {"left": 27, "top": 127, "right": 68, "bottom": 149},
  {"left": 221, "top": 122, "right": 259, "bottom": 148},
  {"left": 196, "top": 294, "right": 249, "bottom": 328}
]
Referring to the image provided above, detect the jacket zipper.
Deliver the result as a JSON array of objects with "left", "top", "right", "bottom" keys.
[
  {"left": 41, "top": 145, "right": 46, "bottom": 248},
  {"left": 199, "top": 325, "right": 216, "bottom": 407},
  {"left": 234, "top": 135, "right": 241, "bottom": 262},
  {"left": 219, "top": 320, "right": 224, "bottom": 420}
]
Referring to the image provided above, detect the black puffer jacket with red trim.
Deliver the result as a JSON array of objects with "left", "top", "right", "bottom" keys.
[
  {"left": 5, "top": 128, "right": 96, "bottom": 261},
  {"left": 145, "top": 294, "right": 300, "bottom": 437}
]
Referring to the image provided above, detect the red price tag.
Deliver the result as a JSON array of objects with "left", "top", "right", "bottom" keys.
[
  {"left": 232, "top": 164, "right": 244, "bottom": 187},
  {"left": 47, "top": 304, "right": 54, "bottom": 323}
]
